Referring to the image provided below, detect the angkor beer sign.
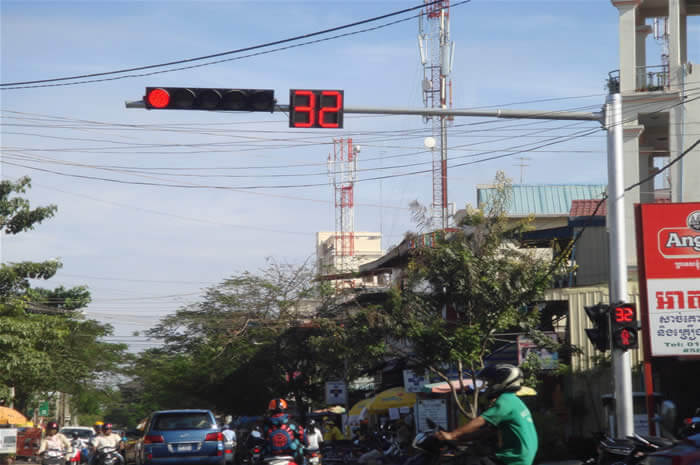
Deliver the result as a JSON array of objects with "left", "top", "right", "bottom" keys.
[{"left": 635, "top": 202, "right": 700, "bottom": 357}]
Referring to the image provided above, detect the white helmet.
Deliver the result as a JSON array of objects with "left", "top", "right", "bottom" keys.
[{"left": 477, "top": 364, "right": 523, "bottom": 398}]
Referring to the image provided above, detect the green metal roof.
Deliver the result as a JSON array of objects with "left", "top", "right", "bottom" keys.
[{"left": 476, "top": 184, "right": 607, "bottom": 217}]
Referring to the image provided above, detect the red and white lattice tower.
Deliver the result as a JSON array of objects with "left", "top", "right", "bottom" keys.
[
  {"left": 418, "top": 0, "right": 453, "bottom": 229},
  {"left": 328, "top": 138, "right": 358, "bottom": 278}
]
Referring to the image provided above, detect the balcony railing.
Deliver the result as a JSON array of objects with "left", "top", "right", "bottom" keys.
[{"left": 607, "top": 64, "right": 669, "bottom": 93}]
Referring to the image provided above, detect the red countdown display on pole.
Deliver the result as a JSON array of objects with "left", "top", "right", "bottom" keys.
[{"left": 289, "top": 89, "right": 343, "bottom": 128}]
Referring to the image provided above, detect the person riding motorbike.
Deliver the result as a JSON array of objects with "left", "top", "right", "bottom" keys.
[
  {"left": 38, "top": 421, "right": 73, "bottom": 461},
  {"left": 263, "top": 398, "right": 307, "bottom": 464},
  {"left": 435, "top": 364, "right": 538, "bottom": 465},
  {"left": 222, "top": 424, "right": 237, "bottom": 464},
  {"left": 305, "top": 420, "right": 323, "bottom": 452},
  {"left": 91, "top": 423, "right": 124, "bottom": 465}
]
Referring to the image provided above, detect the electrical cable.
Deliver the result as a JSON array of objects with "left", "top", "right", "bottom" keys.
[
  {"left": 0, "top": 0, "right": 471, "bottom": 90},
  {"left": 6, "top": 90, "right": 694, "bottom": 188}
]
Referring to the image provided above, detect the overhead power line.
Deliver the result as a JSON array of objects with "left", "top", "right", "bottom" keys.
[{"left": 0, "top": 0, "right": 471, "bottom": 90}]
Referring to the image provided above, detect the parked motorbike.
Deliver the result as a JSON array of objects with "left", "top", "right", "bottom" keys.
[
  {"left": 589, "top": 400, "right": 694, "bottom": 465},
  {"left": 645, "top": 432, "right": 700, "bottom": 464},
  {"left": 356, "top": 431, "right": 403, "bottom": 465},
  {"left": 679, "top": 408, "right": 700, "bottom": 439}
]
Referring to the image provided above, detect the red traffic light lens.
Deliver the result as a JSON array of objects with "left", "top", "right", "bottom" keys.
[{"left": 147, "top": 88, "right": 170, "bottom": 109}]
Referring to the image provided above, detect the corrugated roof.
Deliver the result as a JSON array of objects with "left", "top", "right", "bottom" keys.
[
  {"left": 477, "top": 184, "right": 607, "bottom": 217},
  {"left": 570, "top": 199, "right": 607, "bottom": 217}
]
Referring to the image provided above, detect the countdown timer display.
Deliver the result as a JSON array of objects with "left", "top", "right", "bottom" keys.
[
  {"left": 614, "top": 304, "right": 636, "bottom": 323},
  {"left": 289, "top": 89, "right": 343, "bottom": 128}
]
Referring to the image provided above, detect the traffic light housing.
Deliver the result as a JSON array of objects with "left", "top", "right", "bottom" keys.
[
  {"left": 144, "top": 87, "right": 275, "bottom": 112},
  {"left": 610, "top": 302, "right": 639, "bottom": 350},
  {"left": 585, "top": 303, "right": 610, "bottom": 351}
]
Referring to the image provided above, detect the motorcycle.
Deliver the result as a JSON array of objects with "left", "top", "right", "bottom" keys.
[
  {"left": 95, "top": 446, "right": 121, "bottom": 465},
  {"left": 262, "top": 456, "right": 297, "bottom": 465},
  {"left": 589, "top": 400, "right": 697, "bottom": 465},
  {"left": 593, "top": 433, "right": 676, "bottom": 465},
  {"left": 41, "top": 448, "right": 71, "bottom": 465},
  {"left": 305, "top": 450, "right": 321, "bottom": 465},
  {"left": 679, "top": 409, "right": 700, "bottom": 438},
  {"left": 239, "top": 433, "right": 265, "bottom": 465},
  {"left": 224, "top": 440, "right": 236, "bottom": 464},
  {"left": 403, "top": 419, "right": 464, "bottom": 465},
  {"left": 70, "top": 436, "right": 88, "bottom": 464}
]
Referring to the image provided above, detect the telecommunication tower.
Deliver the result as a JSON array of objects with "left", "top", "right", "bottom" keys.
[
  {"left": 418, "top": 0, "right": 454, "bottom": 229},
  {"left": 328, "top": 138, "right": 359, "bottom": 280}
]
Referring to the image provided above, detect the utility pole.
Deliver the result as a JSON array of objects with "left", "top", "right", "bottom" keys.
[{"left": 606, "top": 93, "right": 634, "bottom": 438}]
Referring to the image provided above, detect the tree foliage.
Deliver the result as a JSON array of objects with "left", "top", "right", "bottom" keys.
[
  {"left": 0, "top": 177, "right": 126, "bottom": 414},
  {"left": 123, "top": 260, "right": 386, "bottom": 418},
  {"left": 383, "top": 172, "right": 566, "bottom": 418}
]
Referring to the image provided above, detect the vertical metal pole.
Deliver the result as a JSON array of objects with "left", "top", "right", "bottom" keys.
[
  {"left": 439, "top": 8, "right": 448, "bottom": 229},
  {"left": 606, "top": 93, "right": 634, "bottom": 438}
]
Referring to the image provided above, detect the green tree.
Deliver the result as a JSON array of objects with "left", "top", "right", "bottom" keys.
[
  {"left": 128, "top": 260, "right": 386, "bottom": 417},
  {"left": 0, "top": 176, "right": 126, "bottom": 413},
  {"left": 384, "top": 172, "right": 567, "bottom": 418}
]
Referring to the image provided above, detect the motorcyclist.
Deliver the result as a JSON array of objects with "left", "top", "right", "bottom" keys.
[
  {"left": 92, "top": 423, "right": 124, "bottom": 465},
  {"left": 222, "top": 424, "right": 237, "bottom": 464},
  {"left": 305, "top": 420, "right": 323, "bottom": 453},
  {"left": 435, "top": 364, "right": 538, "bottom": 465},
  {"left": 223, "top": 424, "right": 237, "bottom": 444},
  {"left": 263, "top": 398, "right": 307, "bottom": 464},
  {"left": 38, "top": 421, "right": 72, "bottom": 457}
]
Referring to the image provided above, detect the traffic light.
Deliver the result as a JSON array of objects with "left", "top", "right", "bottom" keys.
[
  {"left": 144, "top": 87, "right": 275, "bottom": 112},
  {"left": 610, "top": 302, "right": 639, "bottom": 350},
  {"left": 585, "top": 303, "right": 610, "bottom": 351}
]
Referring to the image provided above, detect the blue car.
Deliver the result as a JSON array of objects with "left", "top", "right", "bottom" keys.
[{"left": 137, "top": 410, "right": 225, "bottom": 465}]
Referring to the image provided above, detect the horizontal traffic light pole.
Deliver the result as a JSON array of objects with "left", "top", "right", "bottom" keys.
[{"left": 125, "top": 100, "right": 603, "bottom": 122}]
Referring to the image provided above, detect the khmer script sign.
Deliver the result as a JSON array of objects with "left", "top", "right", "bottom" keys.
[{"left": 635, "top": 202, "right": 700, "bottom": 357}]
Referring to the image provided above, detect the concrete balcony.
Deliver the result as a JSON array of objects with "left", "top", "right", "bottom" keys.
[{"left": 607, "top": 64, "right": 669, "bottom": 93}]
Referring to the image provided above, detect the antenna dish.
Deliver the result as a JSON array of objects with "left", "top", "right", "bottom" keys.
[{"left": 424, "top": 137, "right": 436, "bottom": 149}]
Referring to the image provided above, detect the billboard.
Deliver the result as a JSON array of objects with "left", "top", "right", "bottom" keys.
[
  {"left": 635, "top": 203, "right": 700, "bottom": 357},
  {"left": 325, "top": 381, "right": 347, "bottom": 405},
  {"left": 516, "top": 332, "right": 559, "bottom": 369}
]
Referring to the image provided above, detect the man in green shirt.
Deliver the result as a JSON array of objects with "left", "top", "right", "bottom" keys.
[{"left": 435, "top": 364, "right": 538, "bottom": 465}]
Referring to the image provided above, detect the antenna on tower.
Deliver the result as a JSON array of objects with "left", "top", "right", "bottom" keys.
[
  {"left": 328, "top": 138, "right": 359, "bottom": 291},
  {"left": 515, "top": 156, "right": 531, "bottom": 184},
  {"left": 418, "top": 0, "right": 453, "bottom": 230}
]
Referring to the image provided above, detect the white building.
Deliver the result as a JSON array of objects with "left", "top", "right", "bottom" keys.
[
  {"left": 316, "top": 231, "right": 384, "bottom": 287},
  {"left": 610, "top": 0, "right": 699, "bottom": 266}
]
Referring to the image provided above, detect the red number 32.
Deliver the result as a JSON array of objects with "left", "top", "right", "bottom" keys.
[{"left": 290, "top": 89, "right": 343, "bottom": 129}]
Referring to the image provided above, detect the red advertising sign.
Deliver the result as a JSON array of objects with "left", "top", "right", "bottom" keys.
[{"left": 635, "top": 202, "right": 700, "bottom": 357}]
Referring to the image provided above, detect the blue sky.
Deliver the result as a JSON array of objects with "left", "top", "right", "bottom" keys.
[{"left": 2, "top": 0, "right": 698, "bottom": 350}]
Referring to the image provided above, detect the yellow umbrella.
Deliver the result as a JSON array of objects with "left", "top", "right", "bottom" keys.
[
  {"left": 348, "top": 398, "right": 373, "bottom": 416},
  {"left": 366, "top": 387, "right": 416, "bottom": 413},
  {"left": 0, "top": 406, "right": 29, "bottom": 425}
]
